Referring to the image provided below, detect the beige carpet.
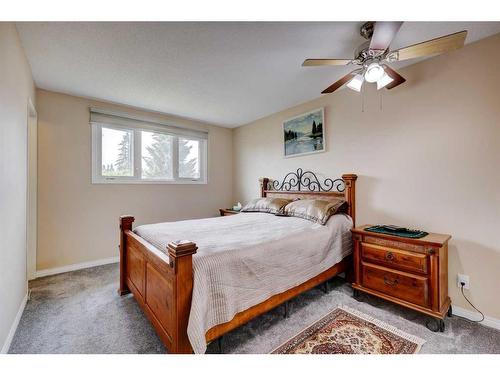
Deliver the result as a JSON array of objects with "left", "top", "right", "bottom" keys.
[{"left": 8, "top": 263, "right": 500, "bottom": 354}]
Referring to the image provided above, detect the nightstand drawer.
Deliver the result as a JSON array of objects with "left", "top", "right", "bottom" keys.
[
  {"left": 363, "top": 236, "right": 426, "bottom": 254},
  {"left": 361, "top": 243, "right": 428, "bottom": 274},
  {"left": 361, "top": 263, "right": 429, "bottom": 307}
]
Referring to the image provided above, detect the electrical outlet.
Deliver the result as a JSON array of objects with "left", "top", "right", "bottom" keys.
[{"left": 457, "top": 274, "right": 470, "bottom": 289}]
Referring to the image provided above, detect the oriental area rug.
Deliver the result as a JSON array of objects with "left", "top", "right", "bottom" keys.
[{"left": 271, "top": 306, "right": 425, "bottom": 354}]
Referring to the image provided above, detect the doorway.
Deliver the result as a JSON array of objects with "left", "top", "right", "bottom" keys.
[{"left": 27, "top": 99, "right": 37, "bottom": 280}]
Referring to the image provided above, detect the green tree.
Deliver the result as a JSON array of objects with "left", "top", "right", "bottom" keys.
[
  {"left": 102, "top": 163, "right": 116, "bottom": 176},
  {"left": 142, "top": 133, "right": 172, "bottom": 179},
  {"left": 115, "top": 132, "right": 132, "bottom": 175},
  {"left": 179, "top": 139, "right": 198, "bottom": 178}
]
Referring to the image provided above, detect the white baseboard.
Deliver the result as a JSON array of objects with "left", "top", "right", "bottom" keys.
[
  {"left": 452, "top": 304, "right": 500, "bottom": 331},
  {"left": 1, "top": 293, "right": 28, "bottom": 354},
  {"left": 35, "top": 256, "right": 119, "bottom": 279}
]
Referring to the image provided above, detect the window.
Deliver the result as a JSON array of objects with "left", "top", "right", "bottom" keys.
[
  {"left": 101, "top": 127, "right": 134, "bottom": 177},
  {"left": 141, "top": 131, "right": 174, "bottom": 180},
  {"left": 91, "top": 109, "right": 207, "bottom": 184},
  {"left": 178, "top": 138, "right": 200, "bottom": 179}
]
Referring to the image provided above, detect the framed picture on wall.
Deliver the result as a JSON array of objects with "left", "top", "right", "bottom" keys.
[{"left": 283, "top": 108, "right": 325, "bottom": 158}]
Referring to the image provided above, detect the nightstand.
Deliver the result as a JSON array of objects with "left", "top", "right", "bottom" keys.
[
  {"left": 351, "top": 225, "right": 452, "bottom": 332},
  {"left": 219, "top": 208, "right": 240, "bottom": 216}
]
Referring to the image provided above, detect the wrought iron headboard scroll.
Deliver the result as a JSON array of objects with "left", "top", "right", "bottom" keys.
[{"left": 270, "top": 168, "right": 345, "bottom": 193}]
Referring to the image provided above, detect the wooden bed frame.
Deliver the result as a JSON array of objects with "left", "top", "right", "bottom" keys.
[{"left": 118, "top": 171, "right": 357, "bottom": 353}]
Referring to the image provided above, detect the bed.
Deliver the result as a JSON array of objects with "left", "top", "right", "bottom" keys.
[{"left": 118, "top": 169, "right": 358, "bottom": 353}]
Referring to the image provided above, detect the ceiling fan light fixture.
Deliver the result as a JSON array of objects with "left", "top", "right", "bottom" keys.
[
  {"left": 364, "top": 62, "right": 385, "bottom": 83},
  {"left": 346, "top": 74, "right": 364, "bottom": 92},
  {"left": 377, "top": 72, "right": 394, "bottom": 90},
  {"left": 303, "top": 24, "right": 468, "bottom": 95}
]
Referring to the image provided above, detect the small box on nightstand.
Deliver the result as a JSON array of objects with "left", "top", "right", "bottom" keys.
[{"left": 219, "top": 208, "right": 240, "bottom": 216}]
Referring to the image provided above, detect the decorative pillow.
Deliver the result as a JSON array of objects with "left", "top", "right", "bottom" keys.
[
  {"left": 241, "top": 197, "right": 292, "bottom": 214},
  {"left": 280, "top": 199, "right": 348, "bottom": 225}
]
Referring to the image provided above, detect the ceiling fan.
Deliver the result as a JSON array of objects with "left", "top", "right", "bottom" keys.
[{"left": 303, "top": 22, "right": 467, "bottom": 94}]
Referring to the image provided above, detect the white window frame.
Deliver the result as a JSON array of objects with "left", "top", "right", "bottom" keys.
[{"left": 91, "top": 113, "right": 208, "bottom": 185}]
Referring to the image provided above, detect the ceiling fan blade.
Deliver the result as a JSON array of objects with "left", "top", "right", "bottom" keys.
[
  {"left": 383, "top": 65, "right": 406, "bottom": 89},
  {"left": 392, "top": 30, "right": 467, "bottom": 61},
  {"left": 369, "top": 21, "right": 403, "bottom": 51},
  {"left": 321, "top": 72, "right": 356, "bottom": 94},
  {"left": 302, "top": 59, "right": 352, "bottom": 66}
]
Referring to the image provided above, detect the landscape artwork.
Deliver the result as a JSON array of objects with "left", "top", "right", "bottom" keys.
[{"left": 283, "top": 108, "right": 325, "bottom": 157}]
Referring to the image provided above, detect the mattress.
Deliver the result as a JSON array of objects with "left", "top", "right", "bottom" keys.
[{"left": 134, "top": 211, "right": 353, "bottom": 353}]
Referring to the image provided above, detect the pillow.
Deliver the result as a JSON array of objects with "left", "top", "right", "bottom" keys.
[
  {"left": 280, "top": 198, "right": 348, "bottom": 225},
  {"left": 241, "top": 197, "right": 292, "bottom": 214}
]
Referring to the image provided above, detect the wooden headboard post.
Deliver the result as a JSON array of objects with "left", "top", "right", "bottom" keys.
[
  {"left": 341, "top": 174, "right": 358, "bottom": 226},
  {"left": 259, "top": 177, "right": 269, "bottom": 198}
]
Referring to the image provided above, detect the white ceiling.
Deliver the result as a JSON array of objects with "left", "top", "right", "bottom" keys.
[{"left": 16, "top": 22, "right": 500, "bottom": 127}]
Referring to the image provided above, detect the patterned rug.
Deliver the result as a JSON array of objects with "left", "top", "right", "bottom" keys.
[{"left": 271, "top": 306, "right": 425, "bottom": 354}]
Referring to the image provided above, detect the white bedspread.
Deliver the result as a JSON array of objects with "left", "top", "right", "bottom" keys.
[{"left": 134, "top": 212, "right": 353, "bottom": 353}]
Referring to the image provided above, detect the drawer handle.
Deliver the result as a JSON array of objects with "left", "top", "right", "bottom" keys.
[
  {"left": 384, "top": 276, "right": 399, "bottom": 287},
  {"left": 385, "top": 252, "right": 395, "bottom": 261}
]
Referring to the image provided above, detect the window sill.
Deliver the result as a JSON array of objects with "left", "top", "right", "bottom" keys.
[{"left": 91, "top": 178, "right": 207, "bottom": 185}]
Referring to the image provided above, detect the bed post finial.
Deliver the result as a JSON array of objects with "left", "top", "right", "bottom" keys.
[
  {"left": 119, "top": 215, "right": 135, "bottom": 296},
  {"left": 120, "top": 215, "right": 134, "bottom": 231},
  {"left": 259, "top": 177, "right": 269, "bottom": 197},
  {"left": 167, "top": 240, "right": 198, "bottom": 271},
  {"left": 342, "top": 174, "right": 358, "bottom": 226}
]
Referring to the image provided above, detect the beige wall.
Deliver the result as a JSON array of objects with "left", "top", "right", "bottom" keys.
[
  {"left": 233, "top": 34, "right": 500, "bottom": 319},
  {"left": 0, "top": 23, "right": 36, "bottom": 352},
  {"left": 37, "top": 90, "right": 233, "bottom": 270}
]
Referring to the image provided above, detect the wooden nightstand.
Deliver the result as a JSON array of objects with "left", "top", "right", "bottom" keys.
[
  {"left": 351, "top": 225, "right": 452, "bottom": 332},
  {"left": 219, "top": 208, "right": 240, "bottom": 216}
]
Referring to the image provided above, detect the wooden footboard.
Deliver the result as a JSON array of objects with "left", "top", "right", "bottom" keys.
[{"left": 119, "top": 215, "right": 196, "bottom": 353}]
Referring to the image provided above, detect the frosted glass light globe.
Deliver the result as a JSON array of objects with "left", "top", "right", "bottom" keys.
[{"left": 365, "top": 63, "right": 385, "bottom": 83}]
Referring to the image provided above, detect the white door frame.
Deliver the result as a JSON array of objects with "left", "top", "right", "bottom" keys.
[{"left": 27, "top": 98, "right": 37, "bottom": 281}]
